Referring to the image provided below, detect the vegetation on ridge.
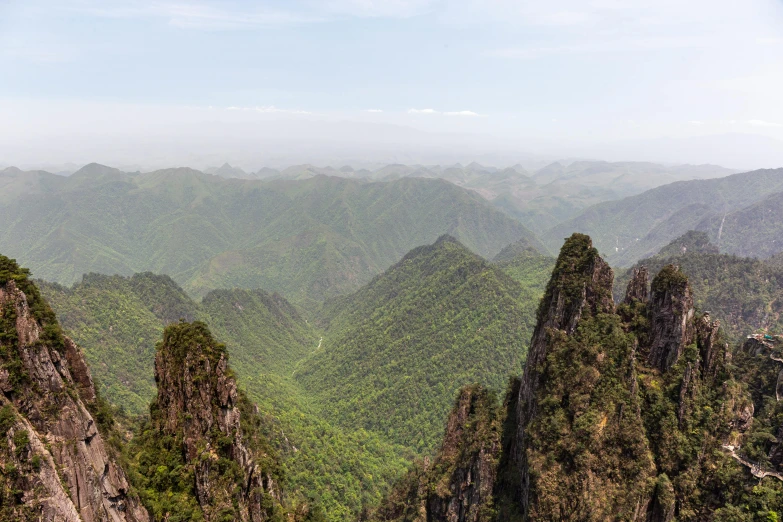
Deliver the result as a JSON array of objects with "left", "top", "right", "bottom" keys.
[{"left": 297, "top": 236, "right": 537, "bottom": 452}]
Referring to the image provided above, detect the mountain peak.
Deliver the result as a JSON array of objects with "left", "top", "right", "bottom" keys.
[
  {"left": 71, "top": 162, "right": 125, "bottom": 179},
  {"left": 143, "top": 321, "right": 289, "bottom": 520},
  {"left": 656, "top": 230, "right": 719, "bottom": 258}
]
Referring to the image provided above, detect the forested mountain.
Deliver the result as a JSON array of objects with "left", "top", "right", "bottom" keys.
[
  {"left": 125, "top": 321, "right": 301, "bottom": 521},
  {"left": 373, "top": 234, "right": 783, "bottom": 521},
  {"left": 0, "top": 166, "right": 67, "bottom": 204},
  {"left": 296, "top": 236, "right": 539, "bottom": 451},
  {"left": 547, "top": 168, "right": 783, "bottom": 265},
  {"left": 491, "top": 239, "right": 555, "bottom": 304},
  {"left": 615, "top": 231, "right": 783, "bottom": 342},
  {"left": 0, "top": 163, "right": 541, "bottom": 311}
]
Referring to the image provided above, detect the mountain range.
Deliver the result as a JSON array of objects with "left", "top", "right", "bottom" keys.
[
  {"left": 548, "top": 168, "right": 783, "bottom": 265},
  {"left": 5, "top": 156, "right": 783, "bottom": 521},
  {"left": 0, "top": 163, "right": 541, "bottom": 311},
  {"left": 198, "top": 160, "right": 736, "bottom": 236}
]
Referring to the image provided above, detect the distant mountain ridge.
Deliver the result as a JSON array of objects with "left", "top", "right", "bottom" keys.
[
  {"left": 547, "top": 167, "right": 783, "bottom": 265},
  {"left": 0, "top": 163, "right": 541, "bottom": 310},
  {"left": 189, "top": 159, "right": 735, "bottom": 236}
]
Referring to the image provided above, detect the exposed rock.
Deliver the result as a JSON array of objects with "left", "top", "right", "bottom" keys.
[
  {"left": 647, "top": 265, "right": 695, "bottom": 373},
  {"left": 150, "top": 321, "right": 284, "bottom": 521},
  {"left": 373, "top": 233, "right": 783, "bottom": 520},
  {"left": 623, "top": 266, "right": 649, "bottom": 304},
  {"left": 0, "top": 276, "right": 148, "bottom": 522},
  {"left": 370, "top": 385, "right": 500, "bottom": 522},
  {"left": 513, "top": 233, "right": 614, "bottom": 513},
  {"left": 425, "top": 387, "right": 499, "bottom": 522},
  {"left": 695, "top": 312, "right": 722, "bottom": 379}
]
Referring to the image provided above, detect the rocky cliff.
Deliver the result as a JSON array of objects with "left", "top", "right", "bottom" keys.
[
  {"left": 373, "top": 233, "right": 783, "bottom": 520},
  {"left": 127, "top": 321, "right": 291, "bottom": 522},
  {"left": 0, "top": 255, "right": 149, "bottom": 521},
  {"left": 369, "top": 385, "right": 502, "bottom": 522}
]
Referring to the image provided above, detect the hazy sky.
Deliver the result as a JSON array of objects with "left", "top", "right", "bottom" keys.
[{"left": 2, "top": 0, "right": 783, "bottom": 169}]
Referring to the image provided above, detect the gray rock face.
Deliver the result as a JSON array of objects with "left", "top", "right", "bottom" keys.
[
  {"left": 0, "top": 280, "right": 149, "bottom": 522},
  {"left": 647, "top": 265, "right": 695, "bottom": 373},
  {"left": 152, "top": 322, "right": 282, "bottom": 521},
  {"left": 425, "top": 387, "right": 498, "bottom": 522},
  {"left": 695, "top": 312, "right": 722, "bottom": 379}
]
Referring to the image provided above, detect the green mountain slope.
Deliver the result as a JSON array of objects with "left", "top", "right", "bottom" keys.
[
  {"left": 492, "top": 241, "right": 555, "bottom": 304},
  {"left": 547, "top": 168, "right": 783, "bottom": 266},
  {"left": 296, "top": 236, "right": 536, "bottom": 452},
  {"left": 0, "top": 165, "right": 542, "bottom": 311},
  {"left": 614, "top": 232, "right": 783, "bottom": 342}
]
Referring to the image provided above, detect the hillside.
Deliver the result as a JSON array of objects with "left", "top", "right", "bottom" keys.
[
  {"left": 492, "top": 240, "right": 555, "bottom": 306},
  {"left": 615, "top": 232, "right": 783, "bottom": 342},
  {"left": 547, "top": 168, "right": 783, "bottom": 265},
  {"left": 0, "top": 166, "right": 66, "bottom": 204},
  {"left": 697, "top": 190, "right": 783, "bottom": 259},
  {"left": 296, "top": 236, "right": 536, "bottom": 452}
]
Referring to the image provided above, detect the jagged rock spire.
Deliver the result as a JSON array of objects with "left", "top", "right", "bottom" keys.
[
  {"left": 623, "top": 266, "right": 649, "bottom": 304},
  {"left": 151, "top": 321, "right": 283, "bottom": 522},
  {"left": 647, "top": 265, "right": 695, "bottom": 373},
  {"left": 513, "top": 233, "right": 614, "bottom": 513}
]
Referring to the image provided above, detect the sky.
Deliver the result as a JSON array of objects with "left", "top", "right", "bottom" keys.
[{"left": 2, "top": 0, "right": 783, "bottom": 170}]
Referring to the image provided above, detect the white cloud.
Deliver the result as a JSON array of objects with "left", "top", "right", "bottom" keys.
[
  {"left": 444, "top": 110, "right": 480, "bottom": 116},
  {"left": 408, "top": 108, "right": 439, "bottom": 114},
  {"left": 64, "top": 1, "right": 322, "bottom": 29},
  {"left": 756, "top": 37, "right": 783, "bottom": 45},
  {"left": 322, "top": 0, "right": 437, "bottom": 18},
  {"left": 363, "top": 109, "right": 384, "bottom": 113},
  {"left": 747, "top": 119, "right": 783, "bottom": 128},
  {"left": 226, "top": 105, "right": 311, "bottom": 115},
  {"left": 688, "top": 120, "right": 704, "bottom": 125},
  {"left": 490, "top": 36, "right": 706, "bottom": 59}
]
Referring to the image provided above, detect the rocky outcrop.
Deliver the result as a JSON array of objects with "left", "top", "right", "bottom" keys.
[
  {"left": 0, "top": 274, "right": 148, "bottom": 521},
  {"left": 149, "top": 321, "right": 284, "bottom": 522},
  {"left": 513, "top": 233, "right": 614, "bottom": 513},
  {"left": 370, "top": 385, "right": 501, "bottom": 522},
  {"left": 425, "top": 386, "right": 499, "bottom": 522},
  {"left": 623, "top": 266, "right": 649, "bottom": 304},
  {"left": 695, "top": 312, "right": 722, "bottom": 380},
  {"left": 647, "top": 265, "right": 695, "bottom": 373}
]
